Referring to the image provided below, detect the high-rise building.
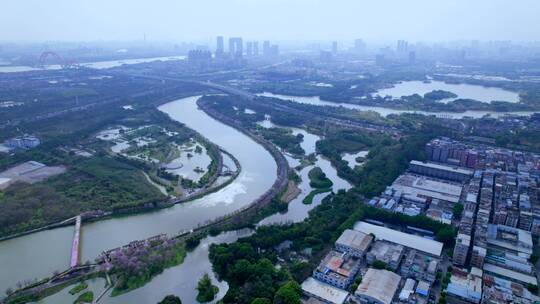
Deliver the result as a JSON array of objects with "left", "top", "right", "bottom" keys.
[
  {"left": 354, "top": 39, "right": 366, "bottom": 53},
  {"left": 408, "top": 51, "right": 416, "bottom": 64},
  {"left": 262, "top": 40, "right": 271, "bottom": 56},
  {"left": 228, "top": 37, "right": 243, "bottom": 58},
  {"left": 332, "top": 41, "right": 338, "bottom": 54},
  {"left": 270, "top": 45, "right": 279, "bottom": 56},
  {"left": 216, "top": 36, "right": 224, "bottom": 57},
  {"left": 453, "top": 234, "right": 470, "bottom": 266},
  {"left": 246, "top": 41, "right": 253, "bottom": 56},
  {"left": 253, "top": 41, "right": 259, "bottom": 56},
  {"left": 397, "top": 40, "right": 409, "bottom": 53}
]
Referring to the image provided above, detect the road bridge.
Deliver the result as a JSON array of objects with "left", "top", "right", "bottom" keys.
[{"left": 70, "top": 215, "right": 82, "bottom": 268}]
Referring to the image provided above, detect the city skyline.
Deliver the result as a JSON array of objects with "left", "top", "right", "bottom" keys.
[{"left": 1, "top": 0, "right": 540, "bottom": 42}]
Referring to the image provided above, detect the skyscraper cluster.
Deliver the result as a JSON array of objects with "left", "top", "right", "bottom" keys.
[{"left": 215, "top": 36, "right": 278, "bottom": 59}]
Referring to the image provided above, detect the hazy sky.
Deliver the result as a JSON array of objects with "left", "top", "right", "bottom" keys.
[{"left": 2, "top": 0, "right": 539, "bottom": 43}]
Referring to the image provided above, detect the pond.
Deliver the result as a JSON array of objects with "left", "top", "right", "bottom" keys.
[
  {"left": 342, "top": 151, "right": 369, "bottom": 169},
  {"left": 372, "top": 80, "right": 520, "bottom": 103}
]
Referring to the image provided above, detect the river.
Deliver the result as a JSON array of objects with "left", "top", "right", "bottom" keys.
[
  {"left": 0, "top": 55, "right": 186, "bottom": 73},
  {"left": 257, "top": 92, "right": 537, "bottom": 119},
  {"left": 256, "top": 118, "right": 352, "bottom": 226},
  {"left": 30, "top": 101, "right": 353, "bottom": 303},
  {"left": 0, "top": 96, "right": 277, "bottom": 294},
  {"left": 37, "top": 229, "right": 254, "bottom": 304}
]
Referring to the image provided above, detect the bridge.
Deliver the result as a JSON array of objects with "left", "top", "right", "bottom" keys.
[{"left": 70, "top": 215, "right": 82, "bottom": 268}]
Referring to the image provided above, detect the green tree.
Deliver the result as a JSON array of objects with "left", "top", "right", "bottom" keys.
[
  {"left": 372, "top": 260, "right": 387, "bottom": 270},
  {"left": 452, "top": 203, "right": 464, "bottom": 219},
  {"left": 273, "top": 281, "right": 301, "bottom": 304},
  {"left": 527, "top": 283, "right": 538, "bottom": 294},
  {"left": 196, "top": 273, "right": 219, "bottom": 303},
  {"left": 159, "top": 295, "right": 182, "bottom": 304},
  {"left": 436, "top": 226, "right": 456, "bottom": 247},
  {"left": 252, "top": 298, "right": 272, "bottom": 304},
  {"left": 530, "top": 253, "right": 539, "bottom": 265}
]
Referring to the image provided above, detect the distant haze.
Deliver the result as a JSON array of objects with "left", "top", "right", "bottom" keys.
[{"left": 2, "top": 0, "right": 540, "bottom": 43}]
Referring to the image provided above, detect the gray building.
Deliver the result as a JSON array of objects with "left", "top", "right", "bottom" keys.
[{"left": 335, "top": 229, "right": 373, "bottom": 258}]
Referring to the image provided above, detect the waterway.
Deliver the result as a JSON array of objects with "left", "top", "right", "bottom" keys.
[
  {"left": 0, "top": 96, "right": 277, "bottom": 294},
  {"left": 37, "top": 229, "right": 254, "bottom": 304},
  {"left": 0, "top": 55, "right": 186, "bottom": 73},
  {"left": 25, "top": 98, "right": 354, "bottom": 303},
  {"left": 373, "top": 80, "right": 520, "bottom": 103},
  {"left": 256, "top": 118, "right": 352, "bottom": 225},
  {"left": 258, "top": 92, "right": 537, "bottom": 119}
]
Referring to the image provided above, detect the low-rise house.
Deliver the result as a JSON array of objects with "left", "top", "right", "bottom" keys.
[
  {"left": 313, "top": 250, "right": 361, "bottom": 289},
  {"left": 446, "top": 267, "right": 483, "bottom": 304},
  {"left": 400, "top": 249, "right": 439, "bottom": 283},
  {"left": 366, "top": 240, "right": 404, "bottom": 271}
]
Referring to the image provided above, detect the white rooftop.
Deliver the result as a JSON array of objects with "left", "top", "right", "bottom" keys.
[
  {"left": 336, "top": 229, "right": 373, "bottom": 252},
  {"left": 355, "top": 268, "right": 401, "bottom": 304},
  {"left": 391, "top": 174, "right": 463, "bottom": 203},
  {"left": 354, "top": 221, "right": 443, "bottom": 257},
  {"left": 301, "top": 277, "right": 349, "bottom": 304},
  {"left": 410, "top": 160, "right": 474, "bottom": 176}
]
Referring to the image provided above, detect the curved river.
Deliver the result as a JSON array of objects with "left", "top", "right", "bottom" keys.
[
  {"left": 0, "top": 96, "right": 277, "bottom": 294},
  {"left": 32, "top": 104, "right": 351, "bottom": 303}
]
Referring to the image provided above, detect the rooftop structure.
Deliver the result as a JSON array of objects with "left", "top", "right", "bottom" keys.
[
  {"left": 366, "top": 240, "right": 404, "bottom": 271},
  {"left": 483, "top": 263, "right": 538, "bottom": 286},
  {"left": 354, "top": 268, "right": 401, "bottom": 304},
  {"left": 301, "top": 277, "right": 349, "bottom": 304},
  {"left": 409, "top": 160, "right": 473, "bottom": 182},
  {"left": 313, "top": 250, "right": 361, "bottom": 289},
  {"left": 391, "top": 173, "right": 463, "bottom": 203},
  {"left": 335, "top": 229, "right": 373, "bottom": 258},
  {"left": 398, "top": 278, "right": 416, "bottom": 302},
  {"left": 486, "top": 224, "right": 533, "bottom": 257},
  {"left": 3, "top": 134, "right": 40, "bottom": 150},
  {"left": 482, "top": 274, "right": 540, "bottom": 304},
  {"left": 400, "top": 249, "right": 439, "bottom": 283},
  {"left": 453, "top": 233, "right": 471, "bottom": 266},
  {"left": 354, "top": 221, "right": 443, "bottom": 257},
  {"left": 446, "top": 267, "right": 483, "bottom": 304}
]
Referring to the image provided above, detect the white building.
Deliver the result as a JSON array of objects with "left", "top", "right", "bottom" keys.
[
  {"left": 354, "top": 221, "right": 443, "bottom": 257},
  {"left": 301, "top": 277, "right": 349, "bottom": 304}
]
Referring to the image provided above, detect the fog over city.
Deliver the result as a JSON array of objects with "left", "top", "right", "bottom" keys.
[
  {"left": 3, "top": 1, "right": 540, "bottom": 304},
  {"left": 2, "top": 0, "right": 540, "bottom": 42}
]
